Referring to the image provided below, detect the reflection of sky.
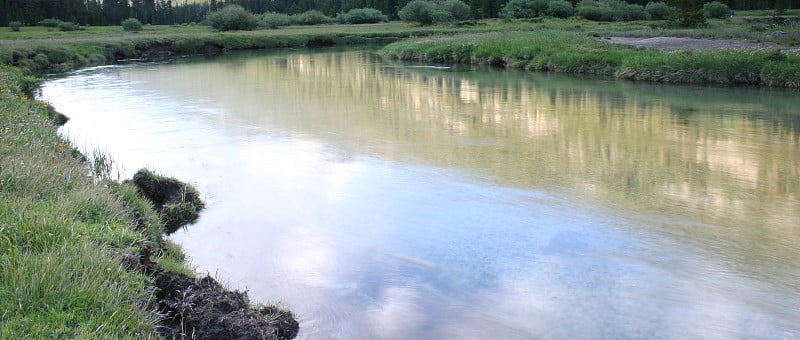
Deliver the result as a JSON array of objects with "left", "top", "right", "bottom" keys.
[{"left": 40, "top": 59, "right": 800, "bottom": 339}]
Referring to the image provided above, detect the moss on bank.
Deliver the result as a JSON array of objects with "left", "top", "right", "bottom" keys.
[
  {"left": 0, "top": 65, "right": 298, "bottom": 338},
  {"left": 379, "top": 30, "right": 800, "bottom": 88}
]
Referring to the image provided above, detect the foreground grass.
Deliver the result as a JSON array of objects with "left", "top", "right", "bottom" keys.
[
  {"left": 0, "top": 66, "right": 165, "bottom": 337},
  {"left": 380, "top": 29, "right": 800, "bottom": 88}
]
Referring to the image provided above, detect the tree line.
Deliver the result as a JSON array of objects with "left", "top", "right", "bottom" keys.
[{"left": 2, "top": 0, "right": 798, "bottom": 26}]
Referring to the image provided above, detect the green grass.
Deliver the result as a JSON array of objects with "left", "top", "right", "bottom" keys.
[
  {"left": 0, "top": 66, "right": 168, "bottom": 337},
  {"left": 380, "top": 29, "right": 800, "bottom": 87}
]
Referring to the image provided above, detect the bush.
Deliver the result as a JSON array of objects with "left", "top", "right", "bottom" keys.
[
  {"left": 291, "top": 10, "right": 333, "bottom": 25},
  {"left": 622, "top": 4, "right": 650, "bottom": 21},
  {"left": 9, "top": 21, "right": 22, "bottom": 32},
  {"left": 338, "top": 8, "right": 388, "bottom": 24},
  {"left": 261, "top": 11, "right": 292, "bottom": 28},
  {"left": 441, "top": 0, "right": 472, "bottom": 21},
  {"left": 703, "top": 1, "right": 729, "bottom": 19},
  {"left": 38, "top": 18, "right": 63, "bottom": 27},
  {"left": 57, "top": 22, "right": 82, "bottom": 31},
  {"left": 398, "top": 0, "right": 452, "bottom": 24},
  {"left": 204, "top": 4, "right": 259, "bottom": 31},
  {"left": 576, "top": 0, "right": 614, "bottom": 21},
  {"left": 501, "top": 0, "right": 548, "bottom": 19},
  {"left": 121, "top": 18, "right": 143, "bottom": 32},
  {"left": 645, "top": 1, "right": 670, "bottom": 20},
  {"left": 546, "top": 0, "right": 574, "bottom": 18}
]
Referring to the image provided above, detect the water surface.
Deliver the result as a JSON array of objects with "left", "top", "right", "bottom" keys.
[{"left": 41, "top": 49, "right": 800, "bottom": 339}]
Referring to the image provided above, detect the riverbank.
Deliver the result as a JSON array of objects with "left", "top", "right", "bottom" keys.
[
  {"left": 1, "top": 18, "right": 798, "bottom": 88},
  {"left": 379, "top": 29, "right": 800, "bottom": 88},
  {"left": 0, "top": 65, "right": 298, "bottom": 338}
]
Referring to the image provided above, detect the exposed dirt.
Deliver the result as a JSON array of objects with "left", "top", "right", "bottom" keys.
[
  {"left": 603, "top": 36, "right": 800, "bottom": 52},
  {"left": 120, "top": 245, "right": 299, "bottom": 340},
  {"left": 154, "top": 271, "right": 299, "bottom": 340}
]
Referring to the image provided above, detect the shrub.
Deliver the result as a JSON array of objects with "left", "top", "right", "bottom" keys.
[
  {"left": 667, "top": 0, "right": 706, "bottom": 27},
  {"left": 38, "top": 18, "right": 63, "bottom": 27},
  {"left": 703, "top": 1, "right": 729, "bottom": 19},
  {"left": 501, "top": 0, "right": 548, "bottom": 19},
  {"left": 291, "top": 10, "right": 333, "bottom": 25},
  {"left": 645, "top": 1, "right": 670, "bottom": 20},
  {"left": 9, "top": 21, "right": 22, "bottom": 32},
  {"left": 261, "top": 11, "right": 292, "bottom": 28},
  {"left": 546, "top": 0, "right": 574, "bottom": 18},
  {"left": 204, "top": 4, "right": 259, "bottom": 31},
  {"left": 57, "top": 22, "right": 82, "bottom": 31},
  {"left": 622, "top": 4, "right": 650, "bottom": 21},
  {"left": 441, "top": 0, "right": 472, "bottom": 21},
  {"left": 337, "top": 8, "right": 388, "bottom": 24},
  {"left": 576, "top": 0, "right": 614, "bottom": 21},
  {"left": 121, "top": 18, "right": 143, "bottom": 32},
  {"left": 398, "top": 0, "right": 452, "bottom": 24}
]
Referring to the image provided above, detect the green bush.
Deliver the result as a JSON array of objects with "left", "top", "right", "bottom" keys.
[
  {"left": 57, "top": 22, "right": 82, "bottom": 31},
  {"left": 703, "top": 1, "right": 730, "bottom": 19},
  {"left": 38, "top": 18, "right": 63, "bottom": 27},
  {"left": 121, "top": 18, "right": 143, "bottom": 32},
  {"left": 667, "top": 0, "right": 706, "bottom": 27},
  {"left": 291, "top": 10, "right": 333, "bottom": 25},
  {"left": 398, "top": 0, "right": 452, "bottom": 24},
  {"left": 501, "top": 0, "right": 548, "bottom": 19},
  {"left": 337, "top": 8, "right": 388, "bottom": 24},
  {"left": 204, "top": 4, "right": 259, "bottom": 31},
  {"left": 622, "top": 4, "right": 650, "bottom": 21},
  {"left": 9, "top": 21, "right": 22, "bottom": 32},
  {"left": 441, "top": 0, "right": 472, "bottom": 21},
  {"left": 645, "top": 1, "right": 671, "bottom": 20},
  {"left": 261, "top": 12, "right": 292, "bottom": 28},
  {"left": 576, "top": 0, "right": 614, "bottom": 21},
  {"left": 546, "top": 0, "right": 574, "bottom": 18}
]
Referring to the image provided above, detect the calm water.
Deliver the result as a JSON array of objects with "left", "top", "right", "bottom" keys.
[{"left": 41, "top": 50, "right": 799, "bottom": 339}]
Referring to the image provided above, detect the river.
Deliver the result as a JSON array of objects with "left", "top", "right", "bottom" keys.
[{"left": 40, "top": 49, "right": 799, "bottom": 339}]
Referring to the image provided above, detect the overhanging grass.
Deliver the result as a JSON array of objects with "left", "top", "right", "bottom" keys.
[{"left": 380, "top": 30, "right": 800, "bottom": 88}]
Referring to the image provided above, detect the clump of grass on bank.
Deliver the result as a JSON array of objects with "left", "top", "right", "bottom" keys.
[
  {"left": 380, "top": 30, "right": 800, "bottom": 87},
  {"left": 0, "top": 65, "right": 160, "bottom": 337}
]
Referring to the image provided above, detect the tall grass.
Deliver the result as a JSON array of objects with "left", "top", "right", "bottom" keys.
[
  {"left": 0, "top": 65, "right": 161, "bottom": 337},
  {"left": 380, "top": 30, "right": 800, "bottom": 87}
]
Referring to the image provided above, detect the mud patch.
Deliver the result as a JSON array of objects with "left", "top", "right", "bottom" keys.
[
  {"left": 198, "top": 42, "right": 225, "bottom": 55},
  {"left": 154, "top": 271, "right": 299, "bottom": 340},
  {"left": 307, "top": 38, "right": 336, "bottom": 48},
  {"left": 136, "top": 41, "right": 175, "bottom": 59}
]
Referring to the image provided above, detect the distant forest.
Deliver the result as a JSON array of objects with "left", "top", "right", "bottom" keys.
[{"left": 1, "top": 0, "right": 798, "bottom": 26}]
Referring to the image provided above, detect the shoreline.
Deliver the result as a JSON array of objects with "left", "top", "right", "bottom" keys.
[{"left": 1, "top": 63, "right": 299, "bottom": 337}]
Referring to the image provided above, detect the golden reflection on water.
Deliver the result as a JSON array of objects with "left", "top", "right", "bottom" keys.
[
  {"left": 140, "top": 52, "right": 798, "bottom": 216},
  {"left": 130, "top": 50, "right": 799, "bottom": 281}
]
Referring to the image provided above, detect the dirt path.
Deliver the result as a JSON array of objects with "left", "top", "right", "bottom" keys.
[{"left": 604, "top": 36, "right": 800, "bottom": 52}]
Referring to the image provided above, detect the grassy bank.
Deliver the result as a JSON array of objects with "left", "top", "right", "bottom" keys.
[
  {"left": 3, "top": 17, "right": 799, "bottom": 87},
  {"left": 0, "top": 65, "right": 162, "bottom": 337},
  {"left": 0, "top": 64, "right": 297, "bottom": 338},
  {"left": 379, "top": 29, "right": 800, "bottom": 88}
]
